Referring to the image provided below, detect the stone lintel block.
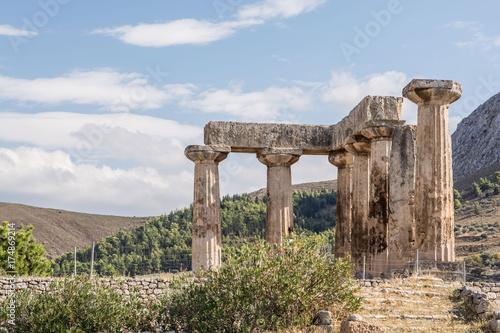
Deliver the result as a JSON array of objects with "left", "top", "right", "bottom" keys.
[
  {"left": 204, "top": 121, "right": 332, "bottom": 154},
  {"left": 185, "top": 145, "right": 230, "bottom": 163},
  {"left": 331, "top": 96, "right": 403, "bottom": 150},
  {"left": 403, "top": 79, "right": 462, "bottom": 105},
  {"left": 257, "top": 148, "right": 303, "bottom": 166}
]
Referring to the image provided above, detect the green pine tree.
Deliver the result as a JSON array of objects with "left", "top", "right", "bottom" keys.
[{"left": 0, "top": 221, "right": 52, "bottom": 276}]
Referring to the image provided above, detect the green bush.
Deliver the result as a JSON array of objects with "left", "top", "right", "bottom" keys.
[
  {"left": 159, "top": 233, "right": 360, "bottom": 332},
  {"left": 472, "top": 182, "right": 482, "bottom": 197},
  {"left": 494, "top": 185, "right": 500, "bottom": 195},
  {"left": 473, "top": 203, "right": 483, "bottom": 215},
  {"left": 0, "top": 275, "right": 157, "bottom": 332},
  {"left": 479, "top": 177, "right": 493, "bottom": 191}
]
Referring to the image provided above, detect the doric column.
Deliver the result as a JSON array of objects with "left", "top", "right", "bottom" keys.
[
  {"left": 185, "top": 145, "right": 230, "bottom": 272},
  {"left": 328, "top": 150, "right": 354, "bottom": 259},
  {"left": 344, "top": 140, "right": 371, "bottom": 268},
  {"left": 361, "top": 126, "right": 394, "bottom": 273},
  {"left": 403, "top": 79, "right": 462, "bottom": 262},
  {"left": 257, "top": 148, "right": 302, "bottom": 244}
]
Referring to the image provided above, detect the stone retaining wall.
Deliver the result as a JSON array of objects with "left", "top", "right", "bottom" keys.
[{"left": 0, "top": 277, "right": 172, "bottom": 302}]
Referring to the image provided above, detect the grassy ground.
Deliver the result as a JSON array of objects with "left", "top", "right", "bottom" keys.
[{"left": 351, "top": 275, "right": 491, "bottom": 332}]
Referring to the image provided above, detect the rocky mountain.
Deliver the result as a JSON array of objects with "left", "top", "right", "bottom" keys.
[{"left": 452, "top": 92, "right": 500, "bottom": 181}]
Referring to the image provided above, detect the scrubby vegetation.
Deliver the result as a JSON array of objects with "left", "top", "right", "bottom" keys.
[
  {"left": 1, "top": 234, "right": 360, "bottom": 333},
  {"left": 158, "top": 233, "right": 359, "bottom": 332}
]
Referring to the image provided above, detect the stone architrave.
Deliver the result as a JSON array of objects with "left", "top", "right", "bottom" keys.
[
  {"left": 257, "top": 148, "right": 302, "bottom": 244},
  {"left": 403, "top": 79, "right": 462, "bottom": 262},
  {"left": 185, "top": 145, "right": 230, "bottom": 272},
  {"left": 328, "top": 150, "right": 354, "bottom": 259},
  {"left": 345, "top": 139, "right": 371, "bottom": 268},
  {"left": 361, "top": 126, "right": 394, "bottom": 274}
]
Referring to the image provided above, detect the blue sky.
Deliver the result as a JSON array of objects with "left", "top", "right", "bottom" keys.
[{"left": 0, "top": 0, "right": 499, "bottom": 216}]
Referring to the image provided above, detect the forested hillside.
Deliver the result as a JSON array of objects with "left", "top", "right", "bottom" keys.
[{"left": 53, "top": 189, "right": 337, "bottom": 276}]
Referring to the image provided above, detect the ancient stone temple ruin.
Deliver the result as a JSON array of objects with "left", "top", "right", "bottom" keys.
[{"left": 185, "top": 79, "right": 462, "bottom": 275}]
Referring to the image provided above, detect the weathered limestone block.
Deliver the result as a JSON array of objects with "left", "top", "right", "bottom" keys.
[
  {"left": 345, "top": 139, "right": 371, "bottom": 268},
  {"left": 205, "top": 122, "right": 332, "bottom": 154},
  {"left": 388, "top": 125, "right": 417, "bottom": 267},
  {"left": 331, "top": 96, "right": 403, "bottom": 150},
  {"left": 204, "top": 96, "right": 402, "bottom": 155},
  {"left": 257, "top": 148, "right": 302, "bottom": 244},
  {"left": 329, "top": 150, "right": 354, "bottom": 259},
  {"left": 340, "top": 314, "right": 386, "bottom": 333},
  {"left": 185, "top": 145, "right": 230, "bottom": 271},
  {"left": 403, "top": 79, "right": 461, "bottom": 262}
]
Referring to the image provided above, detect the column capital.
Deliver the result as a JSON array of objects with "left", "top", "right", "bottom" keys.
[
  {"left": 257, "top": 148, "right": 302, "bottom": 167},
  {"left": 328, "top": 150, "right": 355, "bottom": 168},
  {"left": 185, "top": 145, "right": 230, "bottom": 163},
  {"left": 403, "top": 79, "right": 462, "bottom": 105},
  {"left": 361, "top": 126, "right": 394, "bottom": 141},
  {"left": 344, "top": 139, "right": 371, "bottom": 155}
]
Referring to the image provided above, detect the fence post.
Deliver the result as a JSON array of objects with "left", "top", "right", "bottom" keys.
[
  {"left": 74, "top": 247, "right": 77, "bottom": 276},
  {"left": 463, "top": 261, "right": 466, "bottom": 283},
  {"left": 90, "top": 242, "right": 95, "bottom": 278},
  {"left": 415, "top": 249, "right": 419, "bottom": 276},
  {"left": 362, "top": 256, "right": 366, "bottom": 280}
]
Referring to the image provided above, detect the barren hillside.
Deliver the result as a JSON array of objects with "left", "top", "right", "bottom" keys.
[{"left": 0, "top": 202, "right": 149, "bottom": 259}]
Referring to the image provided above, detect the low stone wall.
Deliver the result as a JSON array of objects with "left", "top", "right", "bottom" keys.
[
  {"left": 0, "top": 277, "right": 172, "bottom": 302},
  {"left": 458, "top": 283, "right": 500, "bottom": 320}
]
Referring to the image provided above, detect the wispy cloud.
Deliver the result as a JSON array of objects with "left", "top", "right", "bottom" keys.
[
  {"left": 183, "top": 84, "right": 312, "bottom": 120},
  {"left": 237, "top": 0, "right": 327, "bottom": 20},
  {"left": 91, "top": 19, "right": 263, "bottom": 47},
  {"left": 0, "top": 69, "right": 195, "bottom": 111},
  {"left": 0, "top": 24, "right": 37, "bottom": 36},
  {"left": 445, "top": 21, "right": 500, "bottom": 52},
  {"left": 91, "top": 0, "right": 327, "bottom": 47}
]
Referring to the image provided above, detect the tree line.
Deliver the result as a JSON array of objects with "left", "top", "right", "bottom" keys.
[{"left": 52, "top": 189, "right": 337, "bottom": 276}]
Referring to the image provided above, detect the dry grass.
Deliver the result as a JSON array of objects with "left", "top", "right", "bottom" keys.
[{"left": 350, "top": 275, "right": 491, "bottom": 332}]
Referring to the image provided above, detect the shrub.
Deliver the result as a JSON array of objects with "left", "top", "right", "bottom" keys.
[
  {"left": 495, "top": 171, "right": 500, "bottom": 183},
  {"left": 480, "top": 233, "right": 487, "bottom": 239},
  {"left": 472, "top": 182, "right": 482, "bottom": 197},
  {"left": 494, "top": 185, "right": 500, "bottom": 195},
  {"left": 454, "top": 199, "right": 462, "bottom": 209},
  {"left": 479, "top": 177, "right": 493, "bottom": 191},
  {"left": 473, "top": 203, "right": 482, "bottom": 215},
  {"left": 159, "top": 233, "right": 361, "bottom": 332},
  {"left": 453, "top": 189, "right": 462, "bottom": 202},
  {"left": 0, "top": 275, "right": 158, "bottom": 332}
]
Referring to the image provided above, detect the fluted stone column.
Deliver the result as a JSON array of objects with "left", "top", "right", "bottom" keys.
[
  {"left": 345, "top": 140, "right": 371, "bottom": 268},
  {"left": 328, "top": 150, "right": 354, "bottom": 259},
  {"left": 388, "top": 125, "right": 417, "bottom": 266},
  {"left": 361, "top": 126, "right": 394, "bottom": 273},
  {"left": 185, "top": 145, "right": 230, "bottom": 272},
  {"left": 257, "top": 148, "right": 302, "bottom": 244},
  {"left": 403, "top": 79, "right": 462, "bottom": 262}
]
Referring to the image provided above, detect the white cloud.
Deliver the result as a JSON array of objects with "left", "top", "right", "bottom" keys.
[
  {"left": 320, "top": 70, "right": 408, "bottom": 111},
  {"left": 0, "top": 147, "right": 193, "bottom": 216},
  {"left": 91, "top": 19, "right": 262, "bottom": 47},
  {"left": 183, "top": 84, "right": 312, "bottom": 120},
  {"left": 0, "top": 112, "right": 202, "bottom": 168},
  {"left": 0, "top": 24, "right": 37, "bottom": 36},
  {"left": 237, "top": 0, "right": 327, "bottom": 20},
  {"left": 0, "top": 69, "right": 195, "bottom": 111},
  {"left": 445, "top": 21, "right": 500, "bottom": 52}
]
